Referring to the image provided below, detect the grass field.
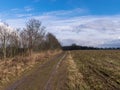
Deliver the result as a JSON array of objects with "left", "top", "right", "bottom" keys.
[
  {"left": 1, "top": 50, "right": 120, "bottom": 90},
  {"left": 71, "top": 50, "right": 120, "bottom": 90}
]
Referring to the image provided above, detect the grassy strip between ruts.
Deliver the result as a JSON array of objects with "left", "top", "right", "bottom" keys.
[
  {"left": 64, "top": 51, "right": 89, "bottom": 90},
  {"left": 48, "top": 51, "right": 89, "bottom": 90}
]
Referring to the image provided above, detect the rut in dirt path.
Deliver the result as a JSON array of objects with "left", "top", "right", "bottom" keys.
[
  {"left": 5, "top": 52, "right": 67, "bottom": 90},
  {"left": 44, "top": 52, "right": 67, "bottom": 90}
]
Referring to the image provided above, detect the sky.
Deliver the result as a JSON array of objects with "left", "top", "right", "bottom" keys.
[{"left": 0, "top": 0, "right": 120, "bottom": 47}]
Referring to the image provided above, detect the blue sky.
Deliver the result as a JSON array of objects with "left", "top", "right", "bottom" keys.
[
  {"left": 1, "top": 0, "right": 120, "bottom": 16},
  {"left": 0, "top": 0, "right": 120, "bottom": 47}
]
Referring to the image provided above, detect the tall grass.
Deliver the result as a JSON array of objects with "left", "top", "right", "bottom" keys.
[
  {"left": 64, "top": 51, "right": 89, "bottom": 90},
  {"left": 0, "top": 50, "right": 61, "bottom": 89}
]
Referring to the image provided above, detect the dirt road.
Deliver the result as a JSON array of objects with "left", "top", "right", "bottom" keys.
[{"left": 5, "top": 52, "right": 67, "bottom": 90}]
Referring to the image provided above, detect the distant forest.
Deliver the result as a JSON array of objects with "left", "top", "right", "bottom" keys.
[{"left": 62, "top": 44, "right": 120, "bottom": 50}]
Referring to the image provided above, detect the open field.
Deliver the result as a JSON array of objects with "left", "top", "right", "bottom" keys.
[
  {"left": 1, "top": 50, "right": 120, "bottom": 90},
  {"left": 71, "top": 50, "right": 120, "bottom": 90}
]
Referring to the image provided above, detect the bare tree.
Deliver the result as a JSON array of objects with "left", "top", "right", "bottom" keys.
[
  {"left": 9, "top": 30, "right": 20, "bottom": 57},
  {"left": 20, "top": 29, "right": 29, "bottom": 49},
  {"left": 46, "top": 33, "right": 61, "bottom": 50},
  {"left": 25, "top": 19, "right": 45, "bottom": 54},
  {"left": 0, "top": 19, "right": 61, "bottom": 59},
  {"left": 0, "top": 23, "right": 11, "bottom": 59}
]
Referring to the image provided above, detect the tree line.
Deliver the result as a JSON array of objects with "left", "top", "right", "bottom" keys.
[
  {"left": 62, "top": 44, "right": 120, "bottom": 50},
  {"left": 0, "top": 19, "right": 61, "bottom": 59}
]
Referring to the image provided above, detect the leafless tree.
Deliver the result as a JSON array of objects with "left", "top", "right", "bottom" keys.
[
  {"left": 46, "top": 33, "right": 61, "bottom": 50},
  {"left": 25, "top": 19, "right": 45, "bottom": 54},
  {"left": 20, "top": 29, "right": 29, "bottom": 49},
  {"left": 0, "top": 23, "right": 11, "bottom": 59},
  {"left": 9, "top": 30, "right": 20, "bottom": 57},
  {"left": 0, "top": 19, "right": 61, "bottom": 59}
]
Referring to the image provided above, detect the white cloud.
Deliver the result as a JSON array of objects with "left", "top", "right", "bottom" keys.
[
  {"left": 0, "top": 22, "right": 14, "bottom": 33},
  {"left": 24, "top": 6, "right": 34, "bottom": 12},
  {"left": 6, "top": 18, "right": 28, "bottom": 29},
  {"left": 2, "top": 9, "right": 120, "bottom": 47},
  {"left": 10, "top": 7, "right": 34, "bottom": 13},
  {"left": 16, "top": 14, "right": 32, "bottom": 18},
  {"left": 0, "top": 7, "right": 34, "bottom": 20},
  {"left": 10, "top": 8, "right": 20, "bottom": 11},
  {"left": 43, "top": 8, "right": 87, "bottom": 16}
]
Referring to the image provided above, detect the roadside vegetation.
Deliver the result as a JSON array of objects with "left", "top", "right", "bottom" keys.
[
  {"left": 0, "top": 19, "right": 61, "bottom": 89},
  {"left": 0, "top": 19, "right": 61, "bottom": 59},
  {"left": 64, "top": 52, "right": 89, "bottom": 90},
  {"left": 45, "top": 51, "right": 89, "bottom": 90}
]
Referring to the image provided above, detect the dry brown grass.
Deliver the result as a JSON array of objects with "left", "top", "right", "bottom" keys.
[
  {"left": 71, "top": 50, "right": 120, "bottom": 90},
  {"left": 0, "top": 50, "right": 61, "bottom": 89},
  {"left": 46, "top": 51, "right": 89, "bottom": 90},
  {"left": 64, "top": 51, "right": 89, "bottom": 90}
]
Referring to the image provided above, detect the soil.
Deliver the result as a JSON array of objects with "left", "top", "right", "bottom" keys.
[{"left": 5, "top": 52, "right": 67, "bottom": 90}]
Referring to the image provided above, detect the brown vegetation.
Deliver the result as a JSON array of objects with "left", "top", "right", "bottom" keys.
[
  {"left": 49, "top": 50, "right": 120, "bottom": 90},
  {"left": 71, "top": 50, "right": 120, "bottom": 90},
  {"left": 44, "top": 51, "right": 88, "bottom": 90},
  {"left": 0, "top": 19, "right": 61, "bottom": 59},
  {"left": 0, "top": 50, "right": 61, "bottom": 90},
  {"left": 0, "top": 18, "right": 61, "bottom": 90}
]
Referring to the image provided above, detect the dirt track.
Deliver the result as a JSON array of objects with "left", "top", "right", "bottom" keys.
[
  {"left": 5, "top": 50, "right": 120, "bottom": 90},
  {"left": 5, "top": 52, "right": 67, "bottom": 90}
]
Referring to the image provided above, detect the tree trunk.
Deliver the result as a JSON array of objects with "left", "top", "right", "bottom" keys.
[{"left": 3, "top": 36, "right": 6, "bottom": 59}]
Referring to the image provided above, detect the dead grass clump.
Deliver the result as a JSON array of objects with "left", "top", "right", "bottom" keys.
[{"left": 65, "top": 52, "right": 89, "bottom": 90}]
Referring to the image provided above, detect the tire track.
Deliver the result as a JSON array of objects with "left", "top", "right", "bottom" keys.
[
  {"left": 44, "top": 52, "right": 67, "bottom": 90},
  {"left": 5, "top": 52, "right": 67, "bottom": 90},
  {"left": 77, "top": 56, "right": 120, "bottom": 90}
]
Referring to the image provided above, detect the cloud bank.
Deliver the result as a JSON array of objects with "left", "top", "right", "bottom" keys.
[{"left": 0, "top": 8, "right": 120, "bottom": 47}]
